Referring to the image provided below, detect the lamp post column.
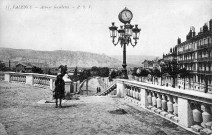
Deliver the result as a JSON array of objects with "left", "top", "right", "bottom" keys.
[{"left": 122, "top": 43, "right": 128, "bottom": 79}]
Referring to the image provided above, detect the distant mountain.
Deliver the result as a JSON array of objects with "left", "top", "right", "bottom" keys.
[
  {"left": 111, "top": 55, "right": 160, "bottom": 66},
  {"left": 0, "top": 48, "right": 122, "bottom": 68}
]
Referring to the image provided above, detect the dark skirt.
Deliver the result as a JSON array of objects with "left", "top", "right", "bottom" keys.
[{"left": 54, "top": 87, "right": 65, "bottom": 99}]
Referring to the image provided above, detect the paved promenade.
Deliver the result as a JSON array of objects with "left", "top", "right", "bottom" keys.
[{"left": 0, "top": 81, "right": 195, "bottom": 135}]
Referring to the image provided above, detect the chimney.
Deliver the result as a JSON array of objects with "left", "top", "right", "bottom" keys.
[
  {"left": 203, "top": 23, "right": 209, "bottom": 33},
  {"left": 191, "top": 26, "right": 196, "bottom": 37},
  {"left": 177, "top": 37, "right": 181, "bottom": 44},
  {"left": 210, "top": 19, "right": 212, "bottom": 32}
]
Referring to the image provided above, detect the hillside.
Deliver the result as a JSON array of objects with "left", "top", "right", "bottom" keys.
[
  {"left": 0, "top": 48, "right": 122, "bottom": 68},
  {"left": 111, "top": 55, "right": 160, "bottom": 66}
]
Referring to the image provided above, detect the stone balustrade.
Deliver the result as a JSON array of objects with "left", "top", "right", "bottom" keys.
[
  {"left": 1, "top": 72, "right": 56, "bottom": 90},
  {"left": 114, "top": 79, "right": 212, "bottom": 134},
  {"left": 33, "top": 76, "right": 51, "bottom": 87},
  {"left": 10, "top": 74, "right": 26, "bottom": 83},
  {"left": 0, "top": 72, "right": 81, "bottom": 99}
]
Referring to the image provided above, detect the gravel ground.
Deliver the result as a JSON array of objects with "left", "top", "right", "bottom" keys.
[{"left": 0, "top": 81, "right": 195, "bottom": 135}]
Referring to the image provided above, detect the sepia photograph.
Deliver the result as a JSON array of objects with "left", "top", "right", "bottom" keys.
[{"left": 0, "top": 0, "right": 212, "bottom": 134}]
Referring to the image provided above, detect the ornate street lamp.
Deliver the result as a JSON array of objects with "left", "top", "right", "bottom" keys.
[{"left": 109, "top": 7, "right": 141, "bottom": 79}]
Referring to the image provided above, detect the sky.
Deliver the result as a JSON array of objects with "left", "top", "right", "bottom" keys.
[{"left": 0, "top": 0, "right": 212, "bottom": 57}]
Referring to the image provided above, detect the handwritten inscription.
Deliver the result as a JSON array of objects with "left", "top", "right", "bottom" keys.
[{"left": 5, "top": 4, "right": 92, "bottom": 10}]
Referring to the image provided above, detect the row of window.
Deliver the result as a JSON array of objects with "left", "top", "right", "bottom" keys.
[
  {"left": 178, "top": 50, "right": 212, "bottom": 61},
  {"left": 178, "top": 36, "right": 212, "bottom": 53},
  {"left": 179, "top": 63, "right": 212, "bottom": 72},
  {"left": 178, "top": 75, "right": 212, "bottom": 85}
]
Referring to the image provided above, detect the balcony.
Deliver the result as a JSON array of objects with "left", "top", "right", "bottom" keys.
[
  {"left": 197, "top": 44, "right": 209, "bottom": 50},
  {"left": 178, "top": 59, "right": 194, "bottom": 64},
  {"left": 197, "top": 57, "right": 212, "bottom": 62},
  {"left": 198, "top": 70, "right": 212, "bottom": 74}
]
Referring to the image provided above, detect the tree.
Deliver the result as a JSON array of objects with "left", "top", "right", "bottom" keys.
[
  {"left": 0, "top": 61, "right": 6, "bottom": 71},
  {"left": 90, "top": 66, "right": 100, "bottom": 76},
  {"left": 179, "top": 68, "right": 190, "bottom": 89},
  {"left": 99, "top": 67, "right": 109, "bottom": 77},
  {"left": 163, "top": 60, "right": 180, "bottom": 88},
  {"left": 79, "top": 69, "right": 90, "bottom": 82},
  {"left": 151, "top": 67, "right": 161, "bottom": 84},
  {"left": 109, "top": 70, "right": 117, "bottom": 79},
  {"left": 32, "top": 66, "right": 43, "bottom": 74}
]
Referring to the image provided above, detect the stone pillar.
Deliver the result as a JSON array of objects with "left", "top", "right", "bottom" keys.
[
  {"left": 140, "top": 88, "right": 148, "bottom": 108},
  {"left": 4, "top": 72, "right": 11, "bottom": 82},
  {"left": 63, "top": 74, "right": 72, "bottom": 100},
  {"left": 26, "top": 74, "right": 34, "bottom": 85},
  {"left": 178, "top": 98, "right": 193, "bottom": 127},
  {"left": 116, "top": 81, "right": 126, "bottom": 98},
  {"left": 49, "top": 78, "right": 54, "bottom": 90}
]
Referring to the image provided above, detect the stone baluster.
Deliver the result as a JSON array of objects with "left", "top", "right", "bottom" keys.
[
  {"left": 34, "top": 77, "right": 37, "bottom": 84},
  {"left": 129, "top": 87, "right": 132, "bottom": 97},
  {"left": 133, "top": 87, "right": 136, "bottom": 99},
  {"left": 191, "top": 102, "right": 203, "bottom": 132},
  {"left": 152, "top": 92, "right": 157, "bottom": 107},
  {"left": 201, "top": 104, "right": 212, "bottom": 128},
  {"left": 193, "top": 102, "right": 202, "bottom": 125},
  {"left": 17, "top": 76, "right": 20, "bottom": 82},
  {"left": 147, "top": 91, "right": 152, "bottom": 106},
  {"left": 126, "top": 85, "right": 130, "bottom": 96},
  {"left": 131, "top": 87, "right": 133, "bottom": 97},
  {"left": 10, "top": 75, "right": 12, "bottom": 81},
  {"left": 173, "top": 97, "right": 178, "bottom": 116},
  {"left": 167, "top": 95, "right": 174, "bottom": 114},
  {"left": 138, "top": 89, "right": 141, "bottom": 101},
  {"left": 135, "top": 88, "right": 138, "bottom": 100},
  {"left": 45, "top": 79, "right": 47, "bottom": 85},
  {"left": 39, "top": 78, "right": 41, "bottom": 85},
  {"left": 20, "top": 76, "right": 23, "bottom": 82},
  {"left": 162, "top": 94, "right": 167, "bottom": 112},
  {"left": 41, "top": 78, "right": 44, "bottom": 85},
  {"left": 156, "top": 93, "right": 162, "bottom": 110}
]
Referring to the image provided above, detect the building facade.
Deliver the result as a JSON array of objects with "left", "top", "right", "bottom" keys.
[{"left": 176, "top": 19, "right": 212, "bottom": 93}]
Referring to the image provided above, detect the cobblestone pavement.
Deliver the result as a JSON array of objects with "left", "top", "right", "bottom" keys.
[{"left": 0, "top": 81, "right": 195, "bottom": 135}]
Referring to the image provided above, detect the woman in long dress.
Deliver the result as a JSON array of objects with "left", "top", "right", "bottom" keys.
[{"left": 54, "top": 74, "right": 65, "bottom": 108}]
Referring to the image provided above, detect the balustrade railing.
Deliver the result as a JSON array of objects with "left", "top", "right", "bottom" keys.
[
  {"left": 10, "top": 74, "right": 26, "bottom": 83},
  {"left": 0, "top": 72, "right": 56, "bottom": 90},
  {"left": 33, "top": 76, "right": 50, "bottom": 87},
  {"left": 100, "top": 79, "right": 212, "bottom": 134},
  {"left": 0, "top": 72, "right": 81, "bottom": 99}
]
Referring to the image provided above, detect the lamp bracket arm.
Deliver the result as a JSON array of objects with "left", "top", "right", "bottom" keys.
[
  {"left": 112, "top": 37, "right": 120, "bottom": 46},
  {"left": 129, "top": 37, "right": 137, "bottom": 47}
]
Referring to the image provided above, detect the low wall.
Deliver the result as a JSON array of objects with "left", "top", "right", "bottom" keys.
[
  {"left": 104, "top": 79, "right": 212, "bottom": 134},
  {"left": 0, "top": 72, "right": 80, "bottom": 99}
]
